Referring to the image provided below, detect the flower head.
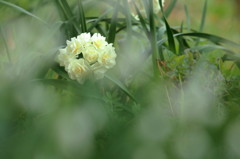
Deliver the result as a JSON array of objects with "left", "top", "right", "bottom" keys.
[{"left": 57, "top": 33, "right": 117, "bottom": 84}]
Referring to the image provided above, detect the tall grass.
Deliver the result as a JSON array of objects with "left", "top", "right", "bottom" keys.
[{"left": 0, "top": 0, "right": 240, "bottom": 159}]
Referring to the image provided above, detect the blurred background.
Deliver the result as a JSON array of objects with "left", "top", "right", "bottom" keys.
[
  {"left": 1, "top": 0, "right": 240, "bottom": 41},
  {"left": 1, "top": 0, "right": 240, "bottom": 159}
]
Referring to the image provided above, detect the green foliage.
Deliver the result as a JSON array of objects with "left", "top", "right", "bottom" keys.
[{"left": 0, "top": 0, "right": 240, "bottom": 159}]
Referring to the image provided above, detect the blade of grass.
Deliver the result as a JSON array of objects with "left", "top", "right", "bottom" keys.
[
  {"left": 184, "top": 5, "right": 191, "bottom": 31},
  {"left": 107, "top": 1, "right": 119, "bottom": 44},
  {"left": 87, "top": 9, "right": 112, "bottom": 32},
  {"left": 199, "top": 0, "right": 208, "bottom": 32},
  {"left": 0, "top": 27, "right": 11, "bottom": 63},
  {"left": 0, "top": 0, "right": 47, "bottom": 24},
  {"left": 176, "top": 32, "right": 240, "bottom": 48},
  {"left": 57, "top": 0, "right": 81, "bottom": 34},
  {"left": 78, "top": 0, "right": 87, "bottom": 33},
  {"left": 159, "top": 0, "right": 177, "bottom": 54},
  {"left": 164, "top": 17, "right": 177, "bottom": 54},
  {"left": 105, "top": 74, "right": 137, "bottom": 102},
  {"left": 123, "top": 0, "right": 132, "bottom": 37},
  {"left": 172, "top": 28, "right": 190, "bottom": 54},
  {"left": 157, "top": 26, "right": 166, "bottom": 60},
  {"left": 96, "top": 24, "right": 106, "bottom": 37},
  {"left": 189, "top": 45, "right": 236, "bottom": 54},
  {"left": 133, "top": 1, "right": 150, "bottom": 39},
  {"left": 195, "top": 0, "right": 208, "bottom": 46},
  {"left": 157, "top": 32, "right": 240, "bottom": 49},
  {"left": 54, "top": 0, "right": 74, "bottom": 38},
  {"left": 51, "top": 63, "right": 71, "bottom": 80},
  {"left": 149, "top": 0, "right": 160, "bottom": 76},
  {"left": 164, "top": 0, "right": 177, "bottom": 18}
]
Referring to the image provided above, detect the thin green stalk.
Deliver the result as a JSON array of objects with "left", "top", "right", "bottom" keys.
[
  {"left": 0, "top": 27, "right": 12, "bottom": 63},
  {"left": 107, "top": 1, "right": 119, "bottom": 44},
  {"left": 164, "top": 0, "right": 177, "bottom": 18},
  {"left": 78, "top": 0, "right": 87, "bottom": 33},
  {"left": 165, "top": 86, "right": 175, "bottom": 116},
  {"left": 0, "top": 0, "right": 47, "bottom": 25},
  {"left": 123, "top": 0, "right": 132, "bottom": 37},
  {"left": 184, "top": 5, "right": 191, "bottom": 31},
  {"left": 149, "top": 0, "right": 159, "bottom": 76}
]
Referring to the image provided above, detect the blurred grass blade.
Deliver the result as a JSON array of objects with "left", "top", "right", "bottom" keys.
[
  {"left": 107, "top": 1, "right": 119, "bottom": 44},
  {"left": 54, "top": 0, "right": 67, "bottom": 20},
  {"left": 177, "top": 22, "right": 186, "bottom": 54},
  {"left": 59, "top": 0, "right": 74, "bottom": 19},
  {"left": 164, "top": 17, "right": 176, "bottom": 54},
  {"left": 78, "top": 0, "right": 87, "bottom": 33},
  {"left": 133, "top": 1, "right": 150, "bottom": 39},
  {"left": 176, "top": 32, "right": 240, "bottom": 48},
  {"left": 57, "top": 0, "right": 81, "bottom": 34},
  {"left": 164, "top": 0, "right": 177, "bottom": 18},
  {"left": 96, "top": 24, "right": 106, "bottom": 37},
  {"left": 87, "top": 9, "right": 112, "bottom": 32},
  {"left": 190, "top": 44, "right": 236, "bottom": 54},
  {"left": 199, "top": 0, "right": 208, "bottom": 32},
  {"left": 0, "top": 0, "right": 47, "bottom": 24},
  {"left": 195, "top": 0, "right": 208, "bottom": 46},
  {"left": 172, "top": 28, "right": 190, "bottom": 51},
  {"left": 149, "top": 0, "right": 159, "bottom": 75},
  {"left": 0, "top": 27, "right": 11, "bottom": 62},
  {"left": 184, "top": 5, "right": 191, "bottom": 31},
  {"left": 51, "top": 63, "right": 71, "bottom": 80},
  {"left": 105, "top": 74, "right": 136, "bottom": 102},
  {"left": 159, "top": 0, "right": 176, "bottom": 54},
  {"left": 123, "top": 0, "right": 132, "bottom": 36}
]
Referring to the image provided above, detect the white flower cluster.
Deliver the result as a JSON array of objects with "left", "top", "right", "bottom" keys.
[
  {"left": 57, "top": 33, "right": 117, "bottom": 84},
  {"left": 128, "top": 0, "right": 165, "bottom": 19}
]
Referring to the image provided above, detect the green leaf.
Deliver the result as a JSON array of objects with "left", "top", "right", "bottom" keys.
[
  {"left": 105, "top": 74, "right": 137, "bottom": 102},
  {"left": 0, "top": 0, "right": 47, "bottom": 24}
]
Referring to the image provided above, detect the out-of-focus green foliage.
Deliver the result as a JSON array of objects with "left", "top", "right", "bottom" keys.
[{"left": 0, "top": 0, "right": 240, "bottom": 159}]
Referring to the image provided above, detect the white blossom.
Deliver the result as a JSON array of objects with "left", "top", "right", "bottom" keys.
[
  {"left": 65, "top": 59, "right": 90, "bottom": 84},
  {"left": 98, "top": 44, "right": 117, "bottom": 69},
  {"left": 57, "top": 33, "right": 117, "bottom": 84}
]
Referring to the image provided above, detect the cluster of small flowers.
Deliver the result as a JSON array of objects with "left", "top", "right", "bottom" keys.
[
  {"left": 57, "top": 33, "right": 117, "bottom": 84},
  {"left": 128, "top": 0, "right": 165, "bottom": 19}
]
